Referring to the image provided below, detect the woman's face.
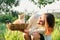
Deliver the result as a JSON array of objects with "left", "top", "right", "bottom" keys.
[{"left": 38, "top": 14, "right": 46, "bottom": 26}]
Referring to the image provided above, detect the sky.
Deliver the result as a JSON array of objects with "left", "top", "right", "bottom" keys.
[
  {"left": 11, "top": 0, "right": 60, "bottom": 15},
  {"left": 11, "top": 0, "right": 40, "bottom": 14},
  {"left": 40, "top": 1, "right": 60, "bottom": 13}
]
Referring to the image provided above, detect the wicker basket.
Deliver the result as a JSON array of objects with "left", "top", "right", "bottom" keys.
[{"left": 7, "top": 23, "right": 28, "bottom": 32}]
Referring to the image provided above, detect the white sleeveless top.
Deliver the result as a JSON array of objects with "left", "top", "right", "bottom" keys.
[{"left": 44, "top": 35, "right": 52, "bottom": 40}]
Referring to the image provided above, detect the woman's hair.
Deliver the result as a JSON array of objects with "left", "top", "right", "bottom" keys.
[{"left": 45, "top": 13, "right": 55, "bottom": 28}]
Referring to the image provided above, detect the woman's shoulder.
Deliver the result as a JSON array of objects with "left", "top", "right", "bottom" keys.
[{"left": 44, "top": 35, "right": 52, "bottom": 40}]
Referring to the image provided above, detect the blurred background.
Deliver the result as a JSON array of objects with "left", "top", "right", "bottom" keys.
[{"left": 0, "top": 0, "right": 60, "bottom": 40}]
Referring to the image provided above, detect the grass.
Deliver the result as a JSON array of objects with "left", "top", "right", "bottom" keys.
[
  {"left": 0, "top": 23, "right": 24, "bottom": 40},
  {"left": 0, "top": 18, "right": 60, "bottom": 40},
  {"left": 52, "top": 29, "right": 60, "bottom": 40},
  {"left": 52, "top": 18, "right": 60, "bottom": 40}
]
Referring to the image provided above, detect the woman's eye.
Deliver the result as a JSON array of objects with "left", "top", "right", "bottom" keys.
[{"left": 40, "top": 17, "right": 41, "bottom": 19}]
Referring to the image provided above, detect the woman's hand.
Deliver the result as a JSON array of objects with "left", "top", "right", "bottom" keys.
[{"left": 24, "top": 29, "right": 29, "bottom": 34}]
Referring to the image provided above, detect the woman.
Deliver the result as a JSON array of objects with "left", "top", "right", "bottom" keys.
[
  {"left": 24, "top": 13, "right": 55, "bottom": 40},
  {"left": 32, "top": 13, "right": 55, "bottom": 40}
]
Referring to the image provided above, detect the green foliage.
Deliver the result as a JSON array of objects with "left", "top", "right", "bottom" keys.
[
  {"left": 5, "top": 31, "right": 24, "bottom": 40},
  {"left": 4, "top": 0, "right": 15, "bottom": 7},
  {"left": 11, "top": 11, "right": 18, "bottom": 17},
  {"left": 0, "top": 0, "right": 19, "bottom": 15},
  {"left": 52, "top": 29, "right": 60, "bottom": 40},
  {"left": 0, "top": 0, "right": 19, "bottom": 7},
  {"left": 0, "top": 23, "right": 6, "bottom": 40},
  {"left": 0, "top": 23, "right": 24, "bottom": 40},
  {"left": 0, "top": 14, "right": 17, "bottom": 23},
  {"left": 0, "top": 14, "right": 12, "bottom": 22},
  {"left": 55, "top": 18, "right": 60, "bottom": 30},
  {"left": 52, "top": 18, "right": 60, "bottom": 40},
  {"left": 32, "top": 0, "right": 54, "bottom": 8},
  {"left": 25, "top": 15, "right": 30, "bottom": 21}
]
